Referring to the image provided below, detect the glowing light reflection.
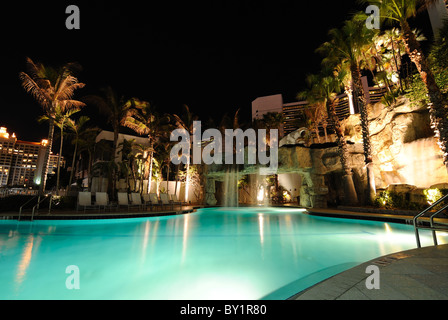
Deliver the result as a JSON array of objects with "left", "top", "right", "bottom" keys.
[
  {"left": 258, "top": 213, "right": 264, "bottom": 245},
  {"left": 15, "top": 235, "right": 41, "bottom": 293}
]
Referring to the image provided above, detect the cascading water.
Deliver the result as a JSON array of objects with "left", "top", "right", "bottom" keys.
[
  {"left": 223, "top": 165, "right": 239, "bottom": 207},
  {"left": 256, "top": 173, "right": 269, "bottom": 207},
  {"left": 392, "top": 137, "right": 448, "bottom": 188}
]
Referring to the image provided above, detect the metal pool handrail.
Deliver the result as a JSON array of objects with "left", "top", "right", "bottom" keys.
[
  {"left": 413, "top": 193, "right": 448, "bottom": 248},
  {"left": 31, "top": 194, "right": 52, "bottom": 222},
  {"left": 18, "top": 195, "right": 39, "bottom": 221}
]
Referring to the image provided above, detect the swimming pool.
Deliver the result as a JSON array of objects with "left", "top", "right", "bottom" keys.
[{"left": 0, "top": 207, "right": 446, "bottom": 300}]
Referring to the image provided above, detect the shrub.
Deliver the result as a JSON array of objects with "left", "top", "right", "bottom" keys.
[{"left": 374, "top": 190, "right": 424, "bottom": 211}]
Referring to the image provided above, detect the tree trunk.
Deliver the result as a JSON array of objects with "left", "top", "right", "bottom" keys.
[
  {"left": 166, "top": 161, "right": 170, "bottom": 194},
  {"left": 327, "top": 99, "right": 358, "bottom": 206},
  {"left": 174, "top": 163, "right": 180, "bottom": 198},
  {"left": 88, "top": 151, "right": 93, "bottom": 191},
  {"left": 314, "top": 128, "right": 321, "bottom": 143},
  {"left": 56, "top": 126, "right": 64, "bottom": 195},
  {"left": 39, "top": 120, "right": 55, "bottom": 195},
  {"left": 401, "top": 20, "right": 448, "bottom": 170},
  {"left": 351, "top": 62, "right": 376, "bottom": 204},
  {"left": 110, "top": 126, "right": 119, "bottom": 200},
  {"left": 68, "top": 139, "right": 78, "bottom": 189},
  {"left": 390, "top": 36, "right": 404, "bottom": 93}
]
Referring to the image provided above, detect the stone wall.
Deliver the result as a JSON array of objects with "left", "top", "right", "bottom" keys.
[
  {"left": 343, "top": 97, "right": 448, "bottom": 189},
  {"left": 204, "top": 97, "right": 448, "bottom": 207}
]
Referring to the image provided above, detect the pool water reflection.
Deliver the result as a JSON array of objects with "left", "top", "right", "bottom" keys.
[{"left": 0, "top": 207, "right": 445, "bottom": 299}]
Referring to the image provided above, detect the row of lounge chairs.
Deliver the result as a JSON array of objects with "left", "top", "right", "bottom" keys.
[{"left": 76, "top": 192, "right": 184, "bottom": 212}]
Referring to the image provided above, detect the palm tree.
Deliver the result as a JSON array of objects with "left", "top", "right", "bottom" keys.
[
  {"left": 315, "top": 70, "right": 359, "bottom": 205},
  {"left": 76, "top": 128, "right": 100, "bottom": 190},
  {"left": 117, "top": 138, "right": 137, "bottom": 192},
  {"left": 297, "top": 86, "right": 327, "bottom": 144},
  {"left": 83, "top": 86, "right": 135, "bottom": 198},
  {"left": 365, "top": 0, "right": 448, "bottom": 169},
  {"left": 172, "top": 104, "right": 198, "bottom": 202},
  {"left": 38, "top": 106, "right": 81, "bottom": 194},
  {"left": 19, "top": 57, "right": 86, "bottom": 194},
  {"left": 132, "top": 142, "right": 154, "bottom": 193},
  {"left": 83, "top": 86, "right": 134, "bottom": 162},
  {"left": 317, "top": 13, "right": 378, "bottom": 203},
  {"left": 66, "top": 116, "right": 94, "bottom": 188},
  {"left": 123, "top": 99, "right": 172, "bottom": 194},
  {"left": 261, "top": 111, "right": 285, "bottom": 140}
]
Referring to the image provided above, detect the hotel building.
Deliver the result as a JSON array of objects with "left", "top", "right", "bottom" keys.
[
  {"left": 251, "top": 78, "right": 390, "bottom": 137},
  {"left": 0, "top": 127, "right": 63, "bottom": 188}
]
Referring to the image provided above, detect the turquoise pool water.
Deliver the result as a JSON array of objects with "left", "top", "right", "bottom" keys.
[{"left": 0, "top": 207, "right": 446, "bottom": 300}]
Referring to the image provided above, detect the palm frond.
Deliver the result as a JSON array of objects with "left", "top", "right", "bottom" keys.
[
  {"left": 55, "top": 75, "right": 85, "bottom": 101},
  {"left": 19, "top": 72, "right": 51, "bottom": 108}
]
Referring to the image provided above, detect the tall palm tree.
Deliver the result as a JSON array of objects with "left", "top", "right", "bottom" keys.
[
  {"left": 312, "top": 70, "right": 359, "bottom": 205},
  {"left": 83, "top": 86, "right": 135, "bottom": 198},
  {"left": 83, "top": 86, "right": 134, "bottom": 162},
  {"left": 38, "top": 106, "right": 81, "bottom": 194},
  {"left": 66, "top": 116, "right": 94, "bottom": 188},
  {"left": 19, "top": 57, "right": 86, "bottom": 194},
  {"left": 172, "top": 104, "right": 198, "bottom": 202},
  {"left": 76, "top": 128, "right": 100, "bottom": 190},
  {"left": 123, "top": 99, "right": 172, "bottom": 194},
  {"left": 365, "top": 0, "right": 448, "bottom": 169},
  {"left": 317, "top": 13, "right": 378, "bottom": 203}
]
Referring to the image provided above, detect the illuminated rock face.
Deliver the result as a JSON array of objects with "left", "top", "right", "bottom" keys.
[
  {"left": 206, "top": 97, "right": 448, "bottom": 207},
  {"left": 342, "top": 97, "right": 448, "bottom": 189}
]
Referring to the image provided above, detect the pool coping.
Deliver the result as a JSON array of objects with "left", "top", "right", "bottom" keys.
[
  {"left": 305, "top": 207, "right": 448, "bottom": 226},
  {"left": 0, "top": 206, "right": 201, "bottom": 221}
]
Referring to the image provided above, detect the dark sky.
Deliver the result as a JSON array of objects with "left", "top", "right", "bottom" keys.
[{"left": 2, "top": 0, "right": 378, "bottom": 142}]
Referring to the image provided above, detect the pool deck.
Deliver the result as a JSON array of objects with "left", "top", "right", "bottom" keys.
[
  {"left": 289, "top": 206, "right": 448, "bottom": 300},
  {"left": 290, "top": 244, "right": 448, "bottom": 300}
]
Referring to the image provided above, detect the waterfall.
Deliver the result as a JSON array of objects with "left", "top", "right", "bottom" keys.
[
  {"left": 395, "top": 137, "right": 448, "bottom": 188},
  {"left": 256, "top": 173, "right": 269, "bottom": 207},
  {"left": 223, "top": 165, "right": 239, "bottom": 207}
]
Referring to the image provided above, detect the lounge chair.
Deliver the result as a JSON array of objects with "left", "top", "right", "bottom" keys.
[
  {"left": 95, "top": 192, "right": 115, "bottom": 211},
  {"left": 130, "top": 192, "right": 145, "bottom": 210},
  {"left": 117, "top": 192, "right": 141, "bottom": 210},
  {"left": 160, "top": 193, "right": 174, "bottom": 210},
  {"left": 142, "top": 194, "right": 151, "bottom": 207},
  {"left": 76, "top": 192, "right": 99, "bottom": 212},
  {"left": 149, "top": 193, "right": 163, "bottom": 211},
  {"left": 170, "top": 194, "right": 182, "bottom": 209}
]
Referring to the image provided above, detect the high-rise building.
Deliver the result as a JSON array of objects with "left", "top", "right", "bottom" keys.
[
  {"left": 0, "top": 127, "right": 63, "bottom": 188},
  {"left": 251, "top": 77, "right": 389, "bottom": 137}
]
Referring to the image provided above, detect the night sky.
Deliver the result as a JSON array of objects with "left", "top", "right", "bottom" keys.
[{"left": 1, "top": 0, "right": 395, "bottom": 142}]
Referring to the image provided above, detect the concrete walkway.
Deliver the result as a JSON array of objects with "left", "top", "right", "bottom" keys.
[{"left": 290, "top": 244, "right": 448, "bottom": 300}]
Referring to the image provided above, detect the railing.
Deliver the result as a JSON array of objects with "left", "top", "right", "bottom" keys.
[
  {"left": 413, "top": 193, "right": 448, "bottom": 248},
  {"left": 18, "top": 193, "right": 52, "bottom": 221},
  {"left": 18, "top": 195, "right": 39, "bottom": 221},
  {"left": 30, "top": 194, "right": 52, "bottom": 222}
]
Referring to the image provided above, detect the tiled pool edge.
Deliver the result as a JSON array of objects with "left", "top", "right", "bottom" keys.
[
  {"left": 306, "top": 207, "right": 448, "bottom": 226},
  {"left": 1, "top": 206, "right": 200, "bottom": 220}
]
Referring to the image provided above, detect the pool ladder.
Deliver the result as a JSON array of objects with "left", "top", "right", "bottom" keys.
[
  {"left": 413, "top": 193, "right": 448, "bottom": 248},
  {"left": 18, "top": 194, "right": 52, "bottom": 221}
]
